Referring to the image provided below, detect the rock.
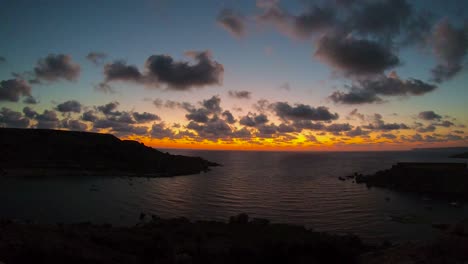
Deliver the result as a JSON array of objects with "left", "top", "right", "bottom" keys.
[{"left": 229, "top": 213, "right": 249, "bottom": 224}]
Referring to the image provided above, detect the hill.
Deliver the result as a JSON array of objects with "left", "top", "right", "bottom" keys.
[{"left": 0, "top": 128, "right": 218, "bottom": 177}]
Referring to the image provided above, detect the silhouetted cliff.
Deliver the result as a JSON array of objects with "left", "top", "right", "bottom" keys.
[
  {"left": 355, "top": 162, "right": 468, "bottom": 198},
  {"left": 452, "top": 152, "right": 468, "bottom": 158},
  {"left": 0, "top": 128, "right": 218, "bottom": 177}
]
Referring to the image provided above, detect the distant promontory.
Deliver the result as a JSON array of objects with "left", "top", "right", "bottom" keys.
[{"left": 0, "top": 128, "right": 218, "bottom": 177}]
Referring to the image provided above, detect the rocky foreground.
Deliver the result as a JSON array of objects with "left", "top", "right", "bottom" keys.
[
  {"left": 0, "top": 214, "right": 369, "bottom": 264},
  {"left": 1, "top": 215, "right": 468, "bottom": 264},
  {"left": 0, "top": 128, "right": 218, "bottom": 177}
]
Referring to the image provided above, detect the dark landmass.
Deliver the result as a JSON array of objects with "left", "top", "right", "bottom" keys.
[
  {"left": 412, "top": 146, "right": 468, "bottom": 152},
  {"left": 352, "top": 162, "right": 468, "bottom": 199},
  {"left": 0, "top": 214, "right": 369, "bottom": 264},
  {"left": 0, "top": 128, "right": 219, "bottom": 177},
  {"left": 451, "top": 152, "right": 468, "bottom": 158},
  {"left": 2, "top": 214, "right": 468, "bottom": 264}
]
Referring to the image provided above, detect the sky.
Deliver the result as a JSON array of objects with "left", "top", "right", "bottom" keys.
[{"left": 0, "top": 0, "right": 467, "bottom": 151}]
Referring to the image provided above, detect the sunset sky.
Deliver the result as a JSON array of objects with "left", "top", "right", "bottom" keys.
[{"left": 1, "top": 0, "right": 467, "bottom": 150}]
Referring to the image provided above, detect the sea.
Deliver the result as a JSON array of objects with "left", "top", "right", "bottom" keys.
[{"left": 1, "top": 149, "right": 468, "bottom": 242}]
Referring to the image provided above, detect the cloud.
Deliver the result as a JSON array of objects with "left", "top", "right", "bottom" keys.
[
  {"left": 103, "top": 61, "right": 143, "bottom": 83},
  {"left": 347, "top": 108, "right": 365, "bottom": 121},
  {"left": 35, "top": 110, "right": 60, "bottom": 129},
  {"left": 23, "top": 96, "right": 38, "bottom": 104},
  {"left": 97, "top": 101, "right": 120, "bottom": 116},
  {"left": 145, "top": 51, "right": 224, "bottom": 90},
  {"left": 348, "top": 0, "right": 412, "bottom": 40},
  {"left": 217, "top": 9, "right": 246, "bottom": 38},
  {"left": 23, "top": 107, "right": 38, "bottom": 118},
  {"left": 430, "top": 20, "right": 468, "bottom": 83},
  {"left": 256, "top": 1, "right": 336, "bottom": 39},
  {"left": 202, "top": 95, "right": 222, "bottom": 113},
  {"left": 82, "top": 110, "right": 98, "bottom": 122},
  {"left": 315, "top": 33, "right": 400, "bottom": 75},
  {"left": 239, "top": 113, "right": 269, "bottom": 127},
  {"left": 364, "top": 113, "right": 409, "bottom": 131},
  {"left": 0, "top": 56, "right": 5, "bottom": 63},
  {"left": 416, "top": 124, "right": 436, "bottom": 133},
  {"left": 325, "top": 123, "right": 352, "bottom": 134},
  {"left": 101, "top": 51, "right": 224, "bottom": 91},
  {"left": 94, "top": 82, "right": 116, "bottom": 94},
  {"left": 86, "top": 52, "right": 107, "bottom": 65},
  {"left": 0, "top": 79, "right": 32, "bottom": 102},
  {"left": 33, "top": 54, "right": 80, "bottom": 82},
  {"left": 228, "top": 90, "right": 251, "bottom": 99},
  {"left": 56, "top": 100, "right": 82, "bottom": 113},
  {"left": 329, "top": 73, "right": 437, "bottom": 104},
  {"left": 345, "top": 126, "right": 369, "bottom": 137},
  {"left": 272, "top": 102, "right": 339, "bottom": 121},
  {"left": 0, "top": 107, "right": 30, "bottom": 128},
  {"left": 150, "top": 122, "right": 175, "bottom": 139},
  {"left": 132, "top": 112, "right": 160, "bottom": 123},
  {"left": 62, "top": 119, "right": 88, "bottom": 131},
  {"left": 222, "top": 110, "right": 236, "bottom": 124},
  {"left": 418, "top": 111, "right": 442, "bottom": 120}
]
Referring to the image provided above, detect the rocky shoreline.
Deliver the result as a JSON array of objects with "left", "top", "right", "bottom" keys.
[
  {"left": 349, "top": 162, "right": 468, "bottom": 199},
  {"left": 1, "top": 214, "right": 468, "bottom": 263}
]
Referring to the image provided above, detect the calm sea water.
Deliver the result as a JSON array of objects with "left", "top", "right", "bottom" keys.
[{"left": 1, "top": 149, "right": 468, "bottom": 242}]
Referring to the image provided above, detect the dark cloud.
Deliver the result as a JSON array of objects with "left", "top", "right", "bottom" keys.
[
  {"left": 35, "top": 110, "right": 60, "bottom": 129},
  {"left": 0, "top": 56, "right": 6, "bottom": 63},
  {"left": 431, "top": 20, "right": 468, "bottom": 83},
  {"left": 202, "top": 95, "right": 222, "bottom": 113},
  {"left": 0, "top": 79, "right": 32, "bottom": 102},
  {"left": 23, "top": 96, "right": 38, "bottom": 104},
  {"left": 222, "top": 110, "right": 236, "bottom": 124},
  {"left": 150, "top": 123, "right": 175, "bottom": 139},
  {"left": 97, "top": 101, "right": 120, "bottom": 116},
  {"left": 364, "top": 113, "right": 409, "bottom": 131},
  {"left": 62, "top": 119, "right": 88, "bottom": 131},
  {"left": 0, "top": 108, "right": 30, "bottom": 128},
  {"left": 329, "top": 73, "right": 437, "bottom": 104},
  {"left": 416, "top": 124, "right": 436, "bottom": 133},
  {"left": 186, "top": 108, "right": 210, "bottom": 123},
  {"left": 23, "top": 107, "right": 38, "bottom": 118},
  {"left": 345, "top": 126, "right": 369, "bottom": 137},
  {"left": 103, "top": 61, "right": 143, "bottom": 83},
  {"left": 132, "top": 112, "right": 160, "bottom": 123},
  {"left": 228, "top": 90, "right": 251, "bottom": 99},
  {"left": 86, "top": 52, "right": 107, "bottom": 65},
  {"left": 186, "top": 118, "right": 233, "bottom": 140},
  {"left": 325, "top": 123, "right": 352, "bottom": 134},
  {"left": 418, "top": 111, "right": 442, "bottom": 120},
  {"left": 239, "top": 113, "right": 269, "bottom": 127},
  {"left": 434, "top": 120, "right": 455, "bottom": 127},
  {"left": 101, "top": 51, "right": 224, "bottom": 91},
  {"left": 217, "top": 9, "right": 246, "bottom": 38},
  {"left": 257, "top": 1, "right": 336, "bottom": 39},
  {"left": 56, "top": 100, "right": 82, "bottom": 113},
  {"left": 380, "top": 133, "right": 398, "bottom": 140},
  {"left": 33, "top": 54, "right": 80, "bottom": 82},
  {"left": 348, "top": 0, "right": 412, "bottom": 40},
  {"left": 145, "top": 51, "right": 224, "bottom": 90},
  {"left": 315, "top": 34, "right": 400, "bottom": 75},
  {"left": 272, "top": 102, "right": 339, "bottom": 121},
  {"left": 329, "top": 88, "right": 383, "bottom": 104},
  {"left": 82, "top": 110, "right": 98, "bottom": 122}
]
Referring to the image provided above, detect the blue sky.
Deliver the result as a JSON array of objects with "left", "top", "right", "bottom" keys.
[{"left": 0, "top": 0, "right": 467, "bottom": 150}]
